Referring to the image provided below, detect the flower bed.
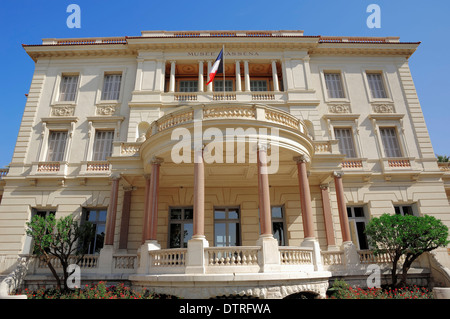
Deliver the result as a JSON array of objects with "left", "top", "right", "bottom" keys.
[
  {"left": 17, "top": 281, "right": 178, "bottom": 299},
  {"left": 327, "top": 280, "right": 433, "bottom": 299}
]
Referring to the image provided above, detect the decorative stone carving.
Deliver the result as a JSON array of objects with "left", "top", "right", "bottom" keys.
[
  {"left": 372, "top": 103, "right": 394, "bottom": 113},
  {"left": 96, "top": 104, "right": 118, "bottom": 116},
  {"left": 51, "top": 105, "right": 75, "bottom": 116},
  {"left": 328, "top": 104, "right": 351, "bottom": 114}
]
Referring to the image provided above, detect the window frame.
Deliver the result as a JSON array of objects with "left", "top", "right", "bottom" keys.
[
  {"left": 394, "top": 204, "right": 417, "bottom": 216},
  {"left": 347, "top": 206, "right": 369, "bottom": 250},
  {"left": 81, "top": 208, "right": 107, "bottom": 255},
  {"left": 324, "top": 72, "right": 346, "bottom": 99},
  {"left": 250, "top": 79, "right": 268, "bottom": 92},
  {"left": 91, "top": 129, "right": 115, "bottom": 161},
  {"left": 178, "top": 80, "right": 198, "bottom": 92},
  {"left": 58, "top": 74, "right": 80, "bottom": 102},
  {"left": 334, "top": 127, "right": 358, "bottom": 158},
  {"left": 168, "top": 206, "right": 194, "bottom": 248},
  {"left": 213, "top": 206, "right": 241, "bottom": 247},
  {"left": 271, "top": 206, "right": 287, "bottom": 246},
  {"left": 362, "top": 68, "right": 393, "bottom": 103},
  {"left": 213, "top": 79, "right": 234, "bottom": 92},
  {"left": 319, "top": 67, "right": 350, "bottom": 103},
  {"left": 45, "top": 130, "right": 69, "bottom": 162},
  {"left": 379, "top": 126, "right": 403, "bottom": 158},
  {"left": 101, "top": 73, "right": 123, "bottom": 101}
]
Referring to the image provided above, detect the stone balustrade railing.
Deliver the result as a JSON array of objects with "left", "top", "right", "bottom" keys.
[
  {"left": 279, "top": 247, "right": 313, "bottom": 265},
  {"left": 206, "top": 246, "right": 260, "bottom": 266},
  {"left": 149, "top": 249, "right": 187, "bottom": 268},
  {"left": 147, "top": 104, "right": 308, "bottom": 139}
]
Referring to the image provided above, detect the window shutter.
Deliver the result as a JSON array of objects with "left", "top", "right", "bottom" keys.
[
  {"left": 334, "top": 128, "right": 356, "bottom": 158},
  {"left": 92, "top": 130, "right": 114, "bottom": 161},
  {"left": 324, "top": 73, "right": 345, "bottom": 98},
  {"left": 379, "top": 127, "right": 402, "bottom": 157},
  {"left": 60, "top": 75, "right": 79, "bottom": 101},
  {"left": 101, "top": 74, "right": 122, "bottom": 100},
  {"left": 47, "top": 131, "right": 68, "bottom": 162},
  {"left": 367, "top": 73, "right": 387, "bottom": 98}
]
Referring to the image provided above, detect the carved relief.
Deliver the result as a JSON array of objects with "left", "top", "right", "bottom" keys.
[
  {"left": 51, "top": 105, "right": 75, "bottom": 116},
  {"left": 96, "top": 104, "right": 118, "bottom": 116},
  {"left": 372, "top": 103, "right": 395, "bottom": 113},
  {"left": 328, "top": 104, "right": 351, "bottom": 113}
]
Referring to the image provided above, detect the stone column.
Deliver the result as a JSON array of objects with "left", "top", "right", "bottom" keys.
[
  {"left": 320, "top": 184, "right": 338, "bottom": 251},
  {"left": 144, "top": 157, "right": 163, "bottom": 242},
  {"left": 334, "top": 171, "right": 359, "bottom": 266},
  {"left": 244, "top": 60, "right": 251, "bottom": 92},
  {"left": 294, "top": 156, "right": 322, "bottom": 271},
  {"left": 334, "top": 172, "right": 351, "bottom": 243},
  {"left": 193, "top": 147, "right": 205, "bottom": 239},
  {"left": 271, "top": 60, "right": 279, "bottom": 92},
  {"left": 105, "top": 174, "right": 120, "bottom": 246},
  {"left": 207, "top": 61, "right": 213, "bottom": 92},
  {"left": 141, "top": 174, "right": 151, "bottom": 244},
  {"left": 295, "top": 156, "right": 314, "bottom": 239},
  {"left": 257, "top": 145, "right": 272, "bottom": 237},
  {"left": 198, "top": 60, "right": 204, "bottom": 92},
  {"left": 256, "top": 144, "right": 280, "bottom": 272},
  {"left": 119, "top": 187, "right": 132, "bottom": 250},
  {"left": 169, "top": 61, "right": 176, "bottom": 93},
  {"left": 186, "top": 146, "right": 209, "bottom": 274},
  {"left": 235, "top": 60, "right": 242, "bottom": 92},
  {"left": 98, "top": 173, "right": 120, "bottom": 273}
]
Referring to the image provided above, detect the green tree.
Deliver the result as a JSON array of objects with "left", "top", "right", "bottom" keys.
[
  {"left": 437, "top": 154, "right": 449, "bottom": 162},
  {"left": 26, "top": 214, "right": 94, "bottom": 292},
  {"left": 365, "top": 213, "right": 449, "bottom": 287}
]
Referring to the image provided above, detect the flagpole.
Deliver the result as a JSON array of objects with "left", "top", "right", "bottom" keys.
[{"left": 222, "top": 44, "right": 225, "bottom": 98}]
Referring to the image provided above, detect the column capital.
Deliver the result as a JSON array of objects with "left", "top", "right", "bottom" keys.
[
  {"left": 333, "top": 171, "right": 344, "bottom": 178},
  {"left": 293, "top": 154, "right": 309, "bottom": 163},
  {"left": 319, "top": 184, "right": 329, "bottom": 190},
  {"left": 150, "top": 156, "right": 164, "bottom": 165},
  {"left": 110, "top": 172, "right": 121, "bottom": 181}
]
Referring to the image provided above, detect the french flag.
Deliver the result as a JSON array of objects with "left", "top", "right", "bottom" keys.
[{"left": 206, "top": 48, "right": 224, "bottom": 85}]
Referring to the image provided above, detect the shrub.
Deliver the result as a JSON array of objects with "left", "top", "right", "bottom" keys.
[
  {"left": 327, "top": 281, "right": 433, "bottom": 299},
  {"left": 18, "top": 281, "right": 178, "bottom": 299}
]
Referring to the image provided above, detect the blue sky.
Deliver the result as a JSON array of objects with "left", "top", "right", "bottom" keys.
[{"left": 0, "top": 0, "right": 449, "bottom": 168}]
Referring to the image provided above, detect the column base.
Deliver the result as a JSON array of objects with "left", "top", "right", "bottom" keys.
[
  {"left": 257, "top": 234, "right": 281, "bottom": 273},
  {"left": 185, "top": 236, "right": 209, "bottom": 274},
  {"left": 98, "top": 245, "right": 114, "bottom": 273},
  {"left": 342, "top": 241, "right": 360, "bottom": 267},
  {"left": 301, "top": 237, "right": 323, "bottom": 271},
  {"left": 137, "top": 240, "right": 161, "bottom": 274}
]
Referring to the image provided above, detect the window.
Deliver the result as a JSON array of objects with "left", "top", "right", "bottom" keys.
[
  {"left": 169, "top": 207, "right": 193, "bottom": 248},
  {"left": 347, "top": 206, "right": 369, "bottom": 250},
  {"left": 46, "top": 131, "right": 68, "bottom": 162},
  {"left": 250, "top": 80, "right": 267, "bottom": 92},
  {"left": 92, "top": 130, "right": 114, "bottom": 161},
  {"left": 272, "top": 206, "right": 286, "bottom": 246},
  {"left": 379, "top": 127, "right": 402, "bottom": 157},
  {"left": 82, "top": 209, "right": 107, "bottom": 254},
  {"left": 59, "top": 75, "right": 79, "bottom": 102},
  {"left": 101, "top": 74, "right": 122, "bottom": 100},
  {"left": 334, "top": 128, "right": 357, "bottom": 158},
  {"left": 214, "top": 207, "right": 240, "bottom": 247},
  {"left": 214, "top": 79, "right": 233, "bottom": 92},
  {"left": 179, "top": 80, "right": 198, "bottom": 92},
  {"left": 324, "top": 72, "right": 345, "bottom": 98},
  {"left": 394, "top": 205, "right": 414, "bottom": 216},
  {"left": 366, "top": 72, "right": 387, "bottom": 99}
]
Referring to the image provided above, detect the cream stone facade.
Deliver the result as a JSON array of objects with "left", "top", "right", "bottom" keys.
[{"left": 0, "top": 30, "right": 449, "bottom": 299}]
